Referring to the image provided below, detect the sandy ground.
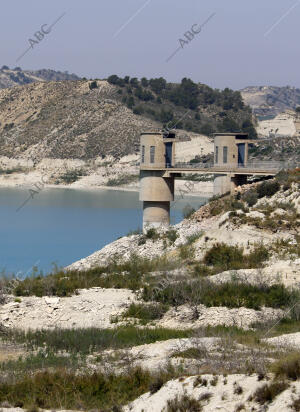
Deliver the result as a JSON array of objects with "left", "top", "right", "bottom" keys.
[
  {"left": 0, "top": 288, "right": 136, "bottom": 330},
  {"left": 257, "top": 111, "right": 296, "bottom": 137},
  {"left": 124, "top": 374, "right": 300, "bottom": 412}
]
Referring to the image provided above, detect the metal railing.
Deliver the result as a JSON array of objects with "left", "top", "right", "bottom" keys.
[
  {"left": 174, "top": 160, "right": 299, "bottom": 171},
  {"left": 140, "top": 160, "right": 299, "bottom": 171}
]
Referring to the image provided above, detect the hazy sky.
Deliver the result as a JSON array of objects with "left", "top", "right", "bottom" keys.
[{"left": 1, "top": 0, "right": 299, "bottom": 90}]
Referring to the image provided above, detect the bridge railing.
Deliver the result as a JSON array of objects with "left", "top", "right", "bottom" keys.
[
  {"left": 140, "top": 161, "right": 299, "bottom": 171},
  {"left": 174, "top": 160, "right": 299, "bottom": 171}
]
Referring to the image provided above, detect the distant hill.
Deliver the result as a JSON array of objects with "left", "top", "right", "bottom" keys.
[
  {"left": 0, "top": 66, "right": 80, "bottom": 89},
  {"left": 241, "top": 86, "right": 300, "bottom": 118},
  {"left": 0, "top": 76, "right": 256, "bottom": 161}
]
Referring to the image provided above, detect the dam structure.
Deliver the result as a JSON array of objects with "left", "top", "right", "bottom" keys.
[{"left": 139, "top": 131, "right": 295, "bottom": 231}]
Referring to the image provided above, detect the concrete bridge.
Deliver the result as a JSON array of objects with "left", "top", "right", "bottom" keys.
[{"left": 139, "top": 131, "right": 298, "bottom": 230}]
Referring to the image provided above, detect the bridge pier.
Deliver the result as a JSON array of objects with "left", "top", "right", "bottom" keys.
[
  {"left": 213, "top": 174, "right": 248, "bottom": 196},
  {"left": 213, "top": 174, "right": 231, "bottom": 196},
  {"left": 231, "top": 174, "right": 248, "bottom": 194},
  {"left": 140, "top": 170, "right": 174, "bottom": 232}
]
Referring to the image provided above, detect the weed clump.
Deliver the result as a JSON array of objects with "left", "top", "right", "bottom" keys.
[
  {"left": 253, "top": 381, "right": 289, "bottom": 404},
  {"left": 0, "top": 367, "right": 174, "bottom": 410},
  {"left": 271, "top": 353, "right": 300, "bottom": 381},
  {"left": 257, "top": 180, "right": 280, "bottom": 199},
  {"left": 9, "top": 254, "right": 176, "bottom": 297},
  {"left": 106, "top": 174, "right": 138, "bottom": 186},
  {"left": 166, "top": 395, "right": 203, "bottom": 412},
  {"left": 203, "top": 243, "right": 269, "bottom": 271},
  {"left": 5, "top": 326, "right": 190, "bottom": 354},
  {"left": 122, "top": 303, "right": 169, "bottom": 324},
  {"left": 143, "top": 278, "right": 296, "bottom": 310}
]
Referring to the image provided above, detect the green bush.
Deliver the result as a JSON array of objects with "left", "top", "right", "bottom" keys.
[
  {"left": 122, "top": 303, "right": 169, "bottom": 323},
  {"left": 178, "top": 244, "right": 195, "bottom": 260},
  {"left": 143, "top": 279, "right": 298, "bottom": 310},
  {"left": 203, "top": 243, "right": 269, "bottom": 271},
  {"left": 182, "top": 205, "right": 196, "bottom": 219},
  {"left": 257, "top": 180, "right": 280, "bottom": 198},
  {"left": 145, "top": 228, "right": 160, "bottom": 240},
  {"left": 0, "top": 367, "right": 175, "bottom": 410},
  {"left": 10, "top": 254, "right": 174, "bottom": 297},
  {"left": 272, "top": 353, "right": 300, "bottom": 381},
  {"left": 242, "top": 190, "right": 258, "bottom": 207},
  {"left": 166, "top": 229, "right": 178, "bottom": 244},
  {"left": 203, "top": 243, "right": 244, "bottom": 270},
  {"left": 57, "top": 169, "right": 86, "bottom": 184},
  {"left": 253, "top": 381, "right": 289, "bottom": 404},
  {"left": 106, "top": 174, "right": 138, "bottom": 186},
  {"left": 193, "top": 264, "right": 215, "bottom": 278},
  {"left": 6, "top": 327, "right": 191, "bottom": 355},
  {"left": 166, "top": 395, "right": 202, "bottom": 412}
]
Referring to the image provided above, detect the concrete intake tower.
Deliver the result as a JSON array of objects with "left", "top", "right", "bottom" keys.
[
  {"left": 139, "top": 130, "right": 280, "bottom": 231},
  {"left": 139, "top": 132, "right": 179, "bottom": 230}
]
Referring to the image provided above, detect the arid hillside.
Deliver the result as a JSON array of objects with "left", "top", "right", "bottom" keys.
[
  {"left": 0, "top": 77, "right": 256, "bottom": 161},
  {"left": 241, "top": 85, "right": 300, "bottom": 118},
  {"left": 0, "top": 79, "right": 163, "bottom": 161},
  {"left": 0, "top": 66, "right": 79, "bottom": 89}
]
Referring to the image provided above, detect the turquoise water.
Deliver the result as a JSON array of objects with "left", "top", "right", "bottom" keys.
[{"left": 0, "top": 188, "right": 206, "bottom": 276}]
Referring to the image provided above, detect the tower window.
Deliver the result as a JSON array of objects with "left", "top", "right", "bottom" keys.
[
  {"left": 215, "top": 146, "right": 219, "bottom": 163},
  {"left": 223, "top": 146, "right": 228, "bottom": 164},
  {"left": 141, "top": 145, "right": 145, "bottom": 163},
  {"left": 150, "top": 146, "right": 155, "bottom": 163}
]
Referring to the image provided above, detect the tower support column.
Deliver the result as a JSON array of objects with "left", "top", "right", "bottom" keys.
[{"left": 143, "top": 201, "right": 170, "bottom": 230}]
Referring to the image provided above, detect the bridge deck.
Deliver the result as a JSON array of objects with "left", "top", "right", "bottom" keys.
[{"left": 140, "top": 166, "right": 278, "bottom": 176}]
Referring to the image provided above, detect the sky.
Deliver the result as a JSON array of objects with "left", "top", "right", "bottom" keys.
[{"left": 1, "top": 0, "right": 299, "bottom": 90}]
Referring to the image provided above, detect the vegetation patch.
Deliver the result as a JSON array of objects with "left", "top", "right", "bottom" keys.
[
  {"left": 252, "top": 381, "right": 289, "bottom": 404},
  {"left": 5, "top": 327, "right": 191, "bottom": 355},
  {"left": 271, "top": 353, "right": 300, "bottom": 381},
  {"left": 8, "top": 254, "right": 177, "bottom": 297},
  {"left": 56, "top": 169, "right": 86, "bottom": 184},
  {"left": 0, "top": 351, "right": 81, "bottom": 375},
  {"left": 107, "top": 75, "right": 257, "bottom": 138},
  {"left": 203, "top": 243, "right": 269, "bottom": 271},
  {"left": 122, "top": 303, "right": 169, "bottom": 324},
  {"left": 106, "top": 174, "right": 138, "bottom": 186},
  {"left": 166, "top": 394, "right": 203, "bottom": 412},
  {"left": 0, "top": 367, "right": 176, "bottom": 411},
  {"left": 143, "top": 278, "right": 298, "bottom": 310}
]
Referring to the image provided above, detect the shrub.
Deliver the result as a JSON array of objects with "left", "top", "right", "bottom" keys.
[
  {"left": 203, "top": 243, "right": 269, "bottom": 271},
  {"left": 166, "top": 395, "right": 203, "bottom": 412},
  {"left": 57, "top": 169, "right": 86, "bottom": 184},
  {"left": 253, "top": 381, "right": 289, "bottom": 404},
  {"left": 291, "top": 396, "right": 300, "bottom": 411},
  {"left": 242, "top": 190, "right": 258, "bottom": 207},
  {"left": 203, "top": 243, "right": 244, "bottom": 270},
  {"left": 5, "top": 327, "right": 191, "bottom": 354},
  {"left": 145, "top": 228, "right": 160, "bottom": 240},
  {"left": 193, "top": 264, "right": 215, "bottom": 278},
  {"left": 106, "top": 174, "right": 138, "bottom": 186},
  {"left": 186, "top": 232, "right": 203, "bottom": 245},
  {"left": 149, "top": 376, "right": 164, "bottom": 394},
  {"left": 10, "top": 254, "right": 176, "bottom": 297},
  {"left": 179, "top": 244, "right": 195, "bottom": 260},
  {"left": 143, "top": 279, "right": 298, "bottom": 310},
  {"left": 272, "top": 353, "right": 300, "bottom": 381},
  {"left": 0, "top": 367, "right": 175, "bottom": 410},
  {"left": 257, "top": 180, "right": 280, "bottom": 198},
  {"left": 166, "top": 229, "right": 178, "bottom": 244},
  {"left": 122, "top": 303, "right": 169, "bottom": 323},
  {"left": 182, "top": 204, "right": 196, "bottom": 219}
]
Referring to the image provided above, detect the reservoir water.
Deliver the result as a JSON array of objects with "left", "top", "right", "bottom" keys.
[{"left": 0, "top": 187, "right": 207, "bottom": 276}]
